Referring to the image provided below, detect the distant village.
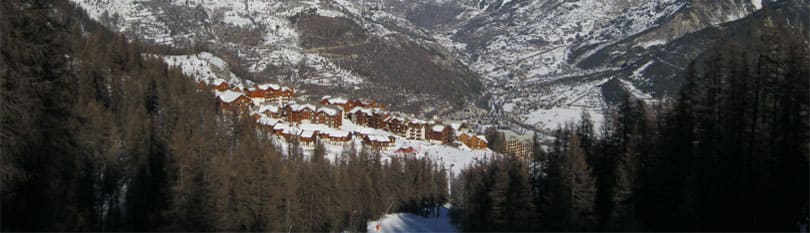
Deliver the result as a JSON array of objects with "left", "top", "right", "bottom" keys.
[{"left": 198, "top": 78, "right": 493, "bottom": 153}]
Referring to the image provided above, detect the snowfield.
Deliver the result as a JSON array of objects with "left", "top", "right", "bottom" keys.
[
  {"left": 525, "top": 106, "right": 605, "bottom": 132},
  {"left": 367, "top": 204, "right": 457, "bottom": 233},
  {"left": 163, "top": 52, "right": 240, "bottom": 85}
]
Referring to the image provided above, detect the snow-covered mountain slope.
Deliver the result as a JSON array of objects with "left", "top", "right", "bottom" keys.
[
  {"left": 161, "top": 52, "right": 242, "bottom": 86},
  {"left": 72, "top": 0, "right": 794, "bottom": 133},
  {"left": 72, "top": 0, "right": 482, "bottom": 115},
  {"left": 373, "top": 0, "right": 767, "bottom": 130},
  {"left": 367, "top": 204, "right": 457, "bottom": 233}
]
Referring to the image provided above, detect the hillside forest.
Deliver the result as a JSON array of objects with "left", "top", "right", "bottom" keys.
[
  {"left": 451, "top": 11, "right": 809, "bottom": 232},
  {"left": 1, "top": 1, "right": 447, "bottom": 231},
  {"left": 1, "top": 0, "right": 808, "bottom": 232}
]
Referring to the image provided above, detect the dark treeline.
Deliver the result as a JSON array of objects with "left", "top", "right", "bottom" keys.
[
  {"left": 451, "top": 10, "right": 809, "bottom": 232},
  {"left": 1, "top": 0, "right": 447, "bottom": 231}
]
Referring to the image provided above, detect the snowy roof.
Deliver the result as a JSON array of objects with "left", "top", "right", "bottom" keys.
[
  {"left": 300, "top": 130, "right": 316, "bottom": 138},
  {"left": 318, "top": 107, "right": 339, "bottom": 116},
  {"left": 212, "top": 78, "right": 227, "bottom": 86},
  {"left": 349, "top": 106, "right": 373, "bottom": 115},
  {"left": 386, "top": 115, "right": 406, "bottom": 123},
  {"left": 289, "top": 103, "right": 315, "bottom": 112},
  {"left": 299, "top": 104, "right": 316, "bottom": 111},
  {"left": 300, "top": 123, "right": 328, "bottom": 132},
  {"left": 367, "top": 135, "right": 391, "bottom": 143},
  {"left": 450, "top": 123, "right": 463, "bottom": 131},
  {"left": 355, "top": 128, "right": 390, "bottom": 137},
  {"left": 432, "top": 125, "right": 447, "bottom": 133},
  {"left": 476, "top": 135, "right": 488, "bottom": 143},
  {"left": 355, "top": 128, "right": 373, "bottom": 135},
  {"left": 258, "top": 104, "right": 280, "bottom": 113},
  {"left": 325, "top": 96, "right": 348, "bottom": 105},
  {"left": 409, "top": 119, "right": 428, "bottom": 125},
  {"left": 283, "top": 127, "right": 300, "bottom": 135},
  {"left": 216, "top": 90, "right": 245, "bottom": 103},
  {"left": 323, "top": 129, "right": 350, "bottom": 138},
  {"left": 258, "top": 83, "right": 280, "bottom": 91},
  {"left": 257, "top": 116, "right": 281, "bottom": 126},
  {"left": 273, "top": 124, "right": 288, "bottom": 130}
]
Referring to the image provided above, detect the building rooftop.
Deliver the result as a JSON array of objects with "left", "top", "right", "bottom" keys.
[
  {"left": 502, "top": 130, "right": 534, "bottom": 143},
  {"left": 216, "top": 90, "right": 245, "bottom": 103}
]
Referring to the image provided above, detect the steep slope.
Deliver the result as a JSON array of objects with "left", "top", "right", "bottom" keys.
[
  {"left": 582, "top": 0, "right": 807, "bottom": 99},
  {"left": 72, "top": 0, "right": 790, "bottom": 132},
  {"left": 71, "top": 0, "right": 482, "bottom": 114},
  {"left": 378, "top": 0, "right": 766, "bottom": 130}
]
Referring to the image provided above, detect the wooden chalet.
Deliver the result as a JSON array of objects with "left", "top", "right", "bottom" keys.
[
  {"left": 349, "top": 99, "right": 385, "bottom": 110},
  {"left": 384, "top": 115, "right": 409, "bottom": 136},
  {"left": 212, "top": 79, "right": 230, "bottom": 91},
  {"left": 348, "top": 107, "right": 372, "bottom": 126},
  {"left": 353, "top": 129, "right": 372, "bottom": 139},
  {"left": 299, "top": 130, "right": 318, "bottom": 145},
  {"left": 363, "top": 135, "right": 395, "bottom": 148},
  {"left": 407, "top": 120, "right": 429, "bottom": 140},
  {"left": 394, "top": 146, "right": 419, "bottom": 158},
  {"left": 460, "top": 133, "right": 489, "bottom": 150},
  {"left": 426, "top": 124, "right": 453, "bottom": 143},
  {"left": 281, "top": 127, "right": 301, "bottom": 141},
  {"left": 320, "top": 96, "right": 353, "bottom": 112},
  {"left": 256, "top": 116, "right": 283, "bottom": 133},
  {"left": 252, "top": 84, "right": 295, "bottom": 104},
  {"left": 449, "top": 122, "right": 469, "bottom": 134},
  {"left": 368, "top": 111, "right": 390, "bottom": 130},
  {"left": 217, "top": 90, "right": 252, "bottom": 111},
  {"left": 272, "top": 124, "right": 288, "bottom": 136},
  {"left": 314, "top": 107, "right": 343, "bottom": 128},
  {"left": 395, "top": 146, "right": 417, "bottom": 154},
  {"left": 246, "top": 87, "right": 267, "bottom": 102},
  {"left": 258, "top": 104, "right": 282, "bottom": 118},
  {"left": 283, "top": 103, "right": 316, "bottom": 124},
  {"left": 278, "top": 87, "right": 295, "bottom": 103},
  {"left": 319, "top": 130, "right": 352, "bottom": 144}
]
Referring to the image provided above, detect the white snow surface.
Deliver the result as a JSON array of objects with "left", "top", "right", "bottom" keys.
[
  {"left": 74, "top": 0, "right": 761, "bottom": 135},
  {"left": 163, "top": 52, "right": 240, "bottom": 86},
  {"left": 215, "top": 90, "right": 244, "bottom": 103},
  {"left": 367, "top": 204, "right": 457, "bottom": 233},
  {"left": 526, "top": 106, "right": 605, "bottom": 132},
  {"left": 752, "top": 0, "right": 762, "bottom": 10}
]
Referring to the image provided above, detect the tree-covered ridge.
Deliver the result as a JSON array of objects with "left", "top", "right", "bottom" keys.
[
  {"left": 1, "top": 1, "right": 448, "bottom": 231},
  {"left": 451, "top": 10, "right": 809, "bottom": 231}
]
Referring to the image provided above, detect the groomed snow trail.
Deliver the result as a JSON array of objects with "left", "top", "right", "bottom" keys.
[{"left": 367, "top": 205, "right": 457, "bottom": 233}]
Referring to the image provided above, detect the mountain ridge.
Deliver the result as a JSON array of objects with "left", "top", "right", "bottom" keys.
[{"left": 68, "top": 0, "right": 804, "bottom": 131}]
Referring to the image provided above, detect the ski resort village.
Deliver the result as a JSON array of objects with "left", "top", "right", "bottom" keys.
[
  {"left": 207, "top": 80, "right": 494, "bottom": 151},
  {"left": 174, "top": 52, "right": 536, "bottom": 171}
]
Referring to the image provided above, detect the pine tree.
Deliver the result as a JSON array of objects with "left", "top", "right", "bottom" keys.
[
  {"left": 610, "top": 126, "right": 640, "bottom": 231},
  {"left": 567, "top": 132, "right": 597, "bottom": 231}
]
